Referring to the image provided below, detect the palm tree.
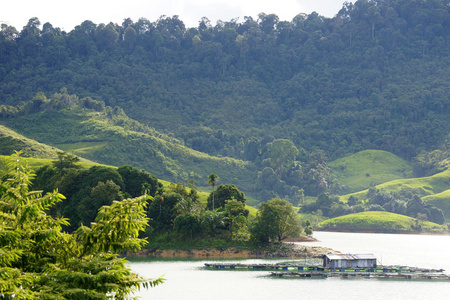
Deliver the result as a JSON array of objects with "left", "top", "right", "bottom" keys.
[
  {"left": 208, "top": 173, "right": 218, "bottom": 211},
  {"left": 175, "top": 197, "right": 202, "bottom": 215},
  {"left": 202, "top": 210, "right": 225, "bottom": 235}
]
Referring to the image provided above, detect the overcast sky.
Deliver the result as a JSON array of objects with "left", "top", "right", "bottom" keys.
[{"left": 2, "top": 0, "right": 345, "bottom": 31}]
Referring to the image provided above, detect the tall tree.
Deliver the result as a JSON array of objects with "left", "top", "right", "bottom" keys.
[
  {"left": 250, "top": 198, "right": 302, "bottom": 243},
  {"left": 224, "top": 198, "right": 248, "bottom": 241},
  {"left": 207, "top": 184, "right": 246, "bottom": 211},
  {"left": 208, "top": 173, "right": 218, "bottom": 210},
  {"left": 52, "top": 151, "right": 80, "bottom": 174},
  {"left": 266, "top": 139, "right": 299, "bottom": 178},
  {"left": 124, "top": 26, "right": 137, "bottom": 51},
  {"left": 77, "top": 180, "right": 123, "bottom": 226}
]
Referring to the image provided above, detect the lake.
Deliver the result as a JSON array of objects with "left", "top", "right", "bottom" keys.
[{"left": 129, "top": 231, "right": 450, "bottom": 299}]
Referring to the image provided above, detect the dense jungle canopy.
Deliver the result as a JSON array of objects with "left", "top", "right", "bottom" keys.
[{"left": 0, "top": 0, "right": 449, "bottom": 200}]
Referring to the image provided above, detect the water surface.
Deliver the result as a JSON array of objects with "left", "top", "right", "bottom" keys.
[{"left": 129, "top": 232, "right": 450, "bottom": 299}]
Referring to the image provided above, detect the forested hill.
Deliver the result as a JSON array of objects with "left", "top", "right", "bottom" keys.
[
  {"left": 1, "top": 0, "right": 449, "bottom": 161},
  {"left": 0, "top": 0, "right": 449, "bottom": 195}
]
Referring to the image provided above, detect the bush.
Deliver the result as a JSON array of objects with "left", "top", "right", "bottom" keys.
[{"left": 173, "top": 213, "right": 201, "bottom": 238}]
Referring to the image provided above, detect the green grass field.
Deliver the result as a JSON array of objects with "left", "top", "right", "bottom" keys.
[
  {"left": 318, "top": 211, "right": 446, "bottom": 233},
  {"left": 0, "top": 125, "right": 60, "bottom": 159},
  {"left": 330, "top": 150, "right": 413, "bottom": 193},
  {"left": 339, "top": 166, "right": 450, "bottom": 218},
  {"left": 0, "top": 155, "right": 110, "bottom": 178},
  {"left": 56, "top": 142, "right": 109, "bottom": 156}
]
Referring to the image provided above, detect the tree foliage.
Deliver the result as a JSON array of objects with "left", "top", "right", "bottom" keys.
[
  {"left": 224, "top": 198, "right": 249, "bottom": 241},
  {"left": 31, "top": 159, "right": 161, "bottom": 231},
  {"left": 1, "top": 0, "right": 450, "bottom": 209},
  {"left": 207, "top": 184, "right": 246, "bottom": 210},
  {"left": 309, "top": 187, "right": 447, "bottom": 224},
  {"left": 173, "top": 213, "right": 201, "bottom": 238},
  {"left": 207, "top": 173, "right": 218, "bottom": 210},
  {"left": 0, "top": 152, "right": 163, "bottom": 299},
  {"left": 250, "top": 198, "right": 302, "bottom": 244},
  {"left": 1, "top": 0, "right": 449, "bottom": 181},
  {"left": 117, "top": 165, "right": 161, "bottom": 197}
]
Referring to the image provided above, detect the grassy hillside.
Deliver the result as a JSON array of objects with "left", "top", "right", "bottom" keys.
[
  {"left": 423, "top": 190, "right": 450, "bottom": 221},
  {"left": 1, "top": 107, "right": 256, "bottom": 192},
  {"left": 0, "top": 125, "right": 60, "bottom": 158},
  {"left": 330, "top": 150, "right": 413, "bottom": 193},
  {"left": 318, "top": 211, "right": 446, "bottom": 233},
  {"left": 339, "top": 164, "right": 450, "bottom": 216},
  {"left": 341, "top": 166, "right": 450, "bottom": 199},
  {"left": 0, "top": 154, "right": 109, "bottom": 178},
  {"left": 0, "top": 125, "right": 109, "bottom": 177}
]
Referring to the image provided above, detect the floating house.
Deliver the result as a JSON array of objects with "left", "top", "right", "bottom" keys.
[{"left": 323, "top": 254, "right": 377, "bottom": 268}]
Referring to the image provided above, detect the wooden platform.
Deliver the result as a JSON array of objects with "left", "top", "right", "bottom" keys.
[
  {"left": 204, "top": 263, "right": 445, "bottom": 273},
  {"left": 271, "top": 271, "right": 450, "bottom": 280},
  {"left": 204, "top": 262, "right": 449, "bottom": 280}
]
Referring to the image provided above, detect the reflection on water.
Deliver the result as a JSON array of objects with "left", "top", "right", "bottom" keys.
[{"left": 129, "top": 232, "right": 450, "bottom": 300}]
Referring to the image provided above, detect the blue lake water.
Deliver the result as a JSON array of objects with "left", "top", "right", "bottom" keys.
[{"left": 129, "top": 231, "right": 450, "bottom": 299}]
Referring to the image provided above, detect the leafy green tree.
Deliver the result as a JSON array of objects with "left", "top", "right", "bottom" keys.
[
  {"left": 52, "top": 151, "right": 80, "bottom": 174},
  {"left": 405, "top": 194, "right": 425, "bottom": 218},
  {"left": 429, "top": 206, "right": 445, "bottom": 225},
  {"left": 304, "top": 220, "right": 313, "bottom": 236},
  {"left": 32, "top": 164, "right": 59, "bottom": 193},
  {"left": 95, "top": 23, "right": 119, "bottom": 52},
  {"left": 413, "top": 149, "right": 449, "bottom": 177},
  {"left": 348, "top": 195, "right": 358, "bottom": 206},
  {"left": 173, "top": 213, "right": 201, "bottom": 238},
  {"left": 305, "top": 150, "right": 333, "bottom": 196},
  {"left": 148, "top": 192, "right": 180, "bottom": 230},
  {"left": 124, "top": 26, "right": 137, "bottom": 51},
  {"left": 164, "top": 182, "right": 199, "bottom": 202},
  {"left": 0, "top": 152, "right": 163, "bottom": 299},
  {"left": 224, "top": 198, "right": 248, "bottom": 240},
  {"left": 118, "top": 165, "right": 161, "bottom": 197},
  {"left": 267, "top": 198, "right": 302, "bottom": 241},
  {"left": 78, "top": 180, "right": 123, "bottom": 226},
  {"left": 207, "top": 173, "right": 218, "bottom": 210},
  {"left": 250, "top": 201, "right": 279, "bottom": 244},
  {"left": 300, "top": 192, "right": 340, "bottom": 217},
  {"left": 207, "top": 184, "right": 246, "bottom": 211},
  {"left": 250, "top": 198, "right": 302, "bottom": 244},
  {"left": 266, "top": 139, "right": 299, "bottom": 178},
  {"left": 53, "top": 166, "right": 125, "bottom": 230}
]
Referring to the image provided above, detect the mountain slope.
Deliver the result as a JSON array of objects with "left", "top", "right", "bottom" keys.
[
  {"left": 340, "top": 166, "right": 450, "bottom": 218},
  {"left": 0, "top": 124, "right": 60, "bottom": 158},
  {"left": 329, "top": 150, "right": 413, "bottom": 193},
  {"left": 0, "top": 0, "right": 449, "bottom": 163},
  {"left": 318, "top": 211, "right": 446, "bottom": 233},
  {"left": 0, "top": 102, "right": 256, "bottom": 191}
]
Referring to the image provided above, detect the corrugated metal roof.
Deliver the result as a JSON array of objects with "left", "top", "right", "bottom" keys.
[
  {"left": 353, "top": 254, "right": 377, "bottom": 260},
  {"left": 324, "top": 254, "right": 377, "bottom": 260}
]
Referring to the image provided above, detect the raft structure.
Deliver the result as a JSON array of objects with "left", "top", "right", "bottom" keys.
[{"left": 204, "top": 254, "right": 450, "bottom": 280}]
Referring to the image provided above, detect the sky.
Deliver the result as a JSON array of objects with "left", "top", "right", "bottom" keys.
[{"left": 1, "top": 0, "right": 345, "bottom": 31}]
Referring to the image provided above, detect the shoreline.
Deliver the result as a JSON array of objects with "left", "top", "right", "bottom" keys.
[
  {"left": 127, "top": 239, "right": 338, "bottom": 259},
  {"left": 315, "top": 229, "right": 450, "bottom": 235},
  {"left": 125, "top": 230, "right": 449, "bottom": 259}
]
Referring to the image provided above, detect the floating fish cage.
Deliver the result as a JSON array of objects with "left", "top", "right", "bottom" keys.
[{"left": 204, "top": 260, "right": 449, "bottom": 280}]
